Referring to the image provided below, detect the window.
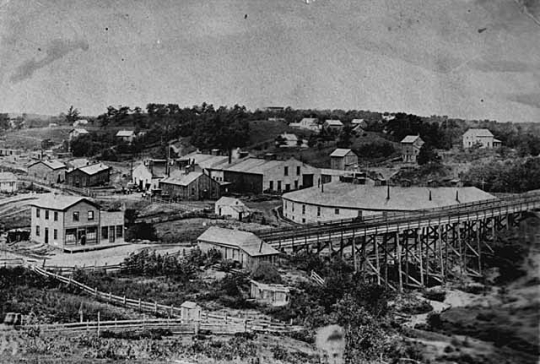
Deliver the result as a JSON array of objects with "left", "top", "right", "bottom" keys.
[
  {"left": 35, "top": 225, "right": 40, "bottom": 236},
  {"left": 269, "top": 181, "right": 274, "bottom": 190},
  {"left": 45, "top": 210, "right": 49, "bottom": 220},
  {"left": 277, "top": 181, "right": 282, "bottom": 191},
  {"left": 302, "top": 218, "right": 306, "bottom": 223},
  {"left": 284, "top": 167, "right": 289, "bottom": 176},
  {"left": 54, "top": 211, "right": 58, "bottom": 221},
  {"left": 53, "top": 229, "right": 58, "bottom": 240},
  {"left": 335, "top": 208, "right": 340, "bottom": 215},
  {"left": 116, "top": 225, "right": 123, "bottom": 238},
  {"left": 101, "top": 226, "right": 108, "bottom": 239},
  {"left": 317, "top": 206, "right": 321, "bottom": 217},
  {"left": 294, "top": 180, "right": 299, "bottom": 189},
  {"left": 285, "top": 184, "right": 290, "bottom": 191},
  {"left": 292, "top": 203, "right": 294, "bottom": 212},
  {"left": 302, "top": 205, "right": 305, "bottom": 214},
  {"left": 297, "top": 166, "right": 301, "bottom": 176},
  {"left": 88, "top": 211, "right": 94, "bottom": 221},
  {"left": 36, "top": 208, "right": 40, "bottom": 218},
  {"left": 73, "top": 211, "right": 79, "bottom": 222}
]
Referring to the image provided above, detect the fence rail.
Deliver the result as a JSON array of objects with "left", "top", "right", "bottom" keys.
[{"left": 28, "top": 265, "right": 301, "bottom": 333}]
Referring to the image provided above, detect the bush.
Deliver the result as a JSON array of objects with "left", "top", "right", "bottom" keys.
[
  {"left": 125, "top": 222, "right": 158, "bottom": 241},
  {"left": 251, "top": 262, "right": 282, "bottom": 284},
  {"left": 423, "top": 289, "right": 446, "bottom": 302}
]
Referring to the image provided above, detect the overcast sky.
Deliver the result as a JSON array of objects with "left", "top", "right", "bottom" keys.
[{"left": 0, "top": 0, "right": 539, "bottom": 121}]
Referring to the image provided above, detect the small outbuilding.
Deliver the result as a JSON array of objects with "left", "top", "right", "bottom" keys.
[
  {"left": 197, "top": 227, "right": 279, "bottom": 270},
  {"left": 0, "top": 172, "right": 17, "bottom": 192},
  {"left": 330, "top": 148, "right": 358, "bottom": 171},
  {"left": 215, "top": 197, "right": 250, "bottom": 220},
  {"left": 250, "top": 280, "right": 290, "bottom": 306},
  {"left": 180, "top": 301, "right": 201, "bottom": 322}
]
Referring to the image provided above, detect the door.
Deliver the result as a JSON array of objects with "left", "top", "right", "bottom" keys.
[
  {"left": 44, "top": 228, "right": 49, "bottom": 245},
  {"left": 302, "top": 174, "right": 314, "bottom": 188}
]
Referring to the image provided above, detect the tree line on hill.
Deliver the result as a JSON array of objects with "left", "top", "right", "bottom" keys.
[{"left": 63, "top": 103, "right": 540, "bottom": 162}]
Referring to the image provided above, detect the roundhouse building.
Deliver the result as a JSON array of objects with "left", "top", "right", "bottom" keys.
[{"left": 282, "top": 182, "right": 496, "bottom": 224}]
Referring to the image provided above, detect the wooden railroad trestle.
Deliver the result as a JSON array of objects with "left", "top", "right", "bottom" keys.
[{"left": 264, "top": 195, "right": 540, "bottom": 291}]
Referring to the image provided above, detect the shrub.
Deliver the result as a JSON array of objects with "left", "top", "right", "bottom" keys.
[{"left": 251, "top": 262, "right": 282, "bottom": 284}]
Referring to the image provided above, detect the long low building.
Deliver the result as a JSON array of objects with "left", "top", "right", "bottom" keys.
[{"left": 282, "top": 182, "right": 496, "bottom": 224}]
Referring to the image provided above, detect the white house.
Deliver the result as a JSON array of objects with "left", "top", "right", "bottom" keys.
[
  {"left": 116, "top": 130, "right": 136, "bottom": 143},
  {"left": 0, "top": 172, "right": 17, "bottom": 192},
  {"left": 215, "top": 196, "right": 250, "bottom": 220},
  {"left": 277, "top": 133, "right": 305, "bottom": 148},
  {"left": 69, "top": 128, "right": 89, "bottom": 141},
  {"left": 462, "top": 129, "right": 501, "bottom": 149},
  {"left": 289, "top": 118, "right": 320, "bottom": 132},
  {"left": 250, "top": 280, "right": 290, "bottom": 306},
  {"left": 197, "top": 227, "right": 279, "bottom": 270},
  {"left": 132, "top": 159, "right": 169, "bottom": 191},
  {"left": 324, "top": 119, "right": 344, "bottom": 131}
]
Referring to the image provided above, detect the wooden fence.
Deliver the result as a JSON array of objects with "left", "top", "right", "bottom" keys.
[{"left": 29, "top": 265, "right": 301, "bottom": 334}]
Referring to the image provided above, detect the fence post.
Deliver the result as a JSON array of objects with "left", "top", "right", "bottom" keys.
[
  {"left": 108, "top": 292, "right": 112, "bottom": 303},
  {"left": 123, "top": 296, "right": 126, "bottom": 306},
  {"left": 138, "top": 298, "right": 142, "bottom": 312},
  {"left": 97, "top": 311, "right": 100, "bottom": 336},
  {"left": 94, "top": 287, "right": 98, "bottom": 298},
  {"left": 154, "top": 301, "right": 157, "bottom": 314}
]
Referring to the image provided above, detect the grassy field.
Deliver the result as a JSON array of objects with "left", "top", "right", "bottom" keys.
[{"left": 0, "top": 127, "right": 72, "bottom": 149}]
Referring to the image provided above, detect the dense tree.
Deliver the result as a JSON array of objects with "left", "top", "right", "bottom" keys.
[
  {"left": 417, "top": 144, "right": 441, "bottom": 165},
  {"left": 64, "top": 105, "right": 80, "bottom": 125}
]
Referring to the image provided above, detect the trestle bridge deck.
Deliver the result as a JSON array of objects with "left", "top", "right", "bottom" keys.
[{"left": 258, "top": 191, "right": 540, "bottom": 291}]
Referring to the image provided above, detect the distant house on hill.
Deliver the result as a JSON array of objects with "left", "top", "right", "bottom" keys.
[
  {"left": 159, "top": 171, "right": 221, "bottom": 200},
  {"left": 330, "top": 148, "right": 358, "bottom": 171},
  {"left": 73, "top": 119, "right": 89, "bottom": 127},
  {"left": 462, "top": 129, "right": 501, "bottom": 149},
  {"left": 289, "top": 118, "right": 320, "bottom": 132},
  {"left": 27, "top": 160, "right": 67, "bottom": 183},
  {"left": 69, "top": 128, "right": 89, "bottom": 141},
  {"left": 351, "top": 119, "right": 368, "bottom": 132},
  {"left": 250, "top": 280, "right": 290, "bottom": 306},
  {"left": 324, "top": 119, "right": 344, "bottom": 131},
  {"left": 215, "top": 196, "right": 250, "bottom": 220},
  {"left": 401, "top": 135, "right": 424, "bottom": 163},
  {"left": 0, "top": 172, "right": 17, "bottom": 193},
  {"left": 277, "top": 133, "right": 303, "bottom": 148},
  {"left": 65, "top": 163, "right": 111, "bottom": 187},
  {"left": 115, "top": 130, "right": 135, "bottom": 144},
  {"left": 197, "top": 227, "right": 279, "bottom": 270}
]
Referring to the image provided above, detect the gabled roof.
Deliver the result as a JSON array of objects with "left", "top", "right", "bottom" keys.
[
  {"left": 300, "top": 117, "right": 318, "bottom": 124},
  {"left": 0, "top": 172, "right": 17, "bottom": 182},
  {"left": 180, "top": 301, "right": 199, "bottom": 309},
  {"left": 70, "top": 128, "right": 89, "bottom": 134},
  {"left": 198, "top": 226, "right": 279, "bottom": 257},
  {"left": 223, "top": 157, "right": 301, "bottom": 175},
  {"left": 29, "top": 160, "right": 66, "bottom": 170},
  {"left": 178, "top": 152, "right": 229, "bottom": 170},
  {"left": 160, "top": 171, "right": 204, "bottom": 186},
  {"left": 74, "top": 163, "right": 110, "bottom": 175},
  {"left": 330, "top": 148, "right": 355, "bottom": 158},
  {"left": 351, "top": 119, "right": 365, "bottom": 124},
  {"left": 67, "top": 158, "right": 91, "bottom": 169},
  {"left": 216, "top": 196, "right": 246, "bottom": 207},
  {"left": 401, "top": 135, "right": 423, "bottom": 144},
  {"left": 281, "top": 133, "right": 298, "bottom": 141},
  {"left": 116, "top": 130, "right": 135, "bottom": 137},
  {"left": 30, "top": 194, "right": 100, "bottom": 211},
  {"left": 325, "top": 119, "right": 343, "bottom": 126},
  {"left": 463, "top": 128, "right": 494, "bottom": 138}
]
